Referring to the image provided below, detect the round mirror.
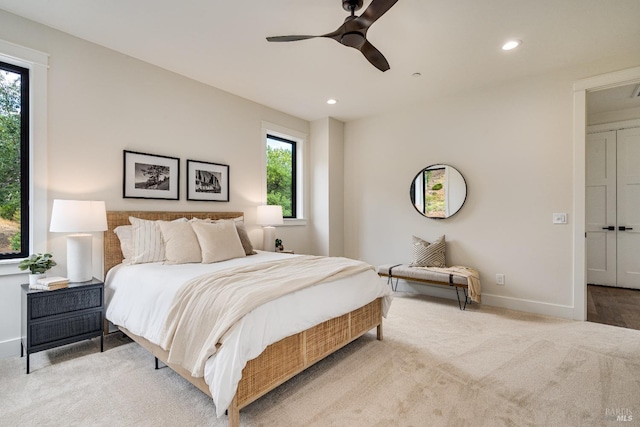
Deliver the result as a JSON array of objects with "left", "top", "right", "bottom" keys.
[{"left": 410, "top": 164, "right": 467, "bottom": 219}]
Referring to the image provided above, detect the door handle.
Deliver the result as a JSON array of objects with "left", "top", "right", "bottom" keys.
[
  {"left": 619, "top": 226, "right": 634, "bottom": 231},
  {"left": 602, "top": 226, "right": 615, "bottom": 230}
]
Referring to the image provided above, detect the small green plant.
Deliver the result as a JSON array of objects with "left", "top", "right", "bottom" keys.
[
  {"left": 275, "top": 238, "right": 283, "bottom": 251},
  {"left": 18, "top": 253, "right": 57, "bottom": 274}
]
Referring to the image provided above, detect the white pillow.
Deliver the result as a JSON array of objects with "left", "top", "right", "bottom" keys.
[
  {"left": 191, "top": 220, "right": 246, "bottom": 263},
  {"left": 113, "top": 225, "right": 133, "bottom": 262},
  {"left": 190, "top": 217, "right": 256, "bottom": 256},
  {"left": 158, "top": 221, "right": 202, "bottom": 264},
  {"left": 129, "top": 216, "right": 186, "bottom": 264}
]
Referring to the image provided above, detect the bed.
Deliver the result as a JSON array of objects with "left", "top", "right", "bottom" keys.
[{"left": 103, "top": 211, "right": 392, "bottom": 427}]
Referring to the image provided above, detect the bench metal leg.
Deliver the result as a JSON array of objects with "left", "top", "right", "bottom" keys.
[
  {"left": 386, "top": 276, "right": 399, "bottom": 292},
  {"left": 455, "top": 287, "right": 472, "bottom": 310},
  {"left": 455, "top": 287, "right": 471, "bottom": 310}
]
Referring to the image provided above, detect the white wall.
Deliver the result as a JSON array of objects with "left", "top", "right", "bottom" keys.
[
  {"left": 310, "top": 117, "right": 344, "bottom": 256},
  {"left": 344, "top": 63, "right": 640, "bottom": 318},
  {"left": 0, "top": 9, "right": 311, "bottom": 357}
]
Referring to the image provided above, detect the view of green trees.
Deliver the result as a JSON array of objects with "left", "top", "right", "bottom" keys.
[
  {"left": 0, "top": 69, "right": 22, "bottom": 253},
  {"left": 266, "top": 142, "right": 293, "bottom": 217},
  {"left": 425, "top": 169, "right": 446, "bottom": 218}
]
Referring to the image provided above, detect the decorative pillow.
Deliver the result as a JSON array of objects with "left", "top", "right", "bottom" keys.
[
  {"left": 129, "top": 216, "right": 187, "bottom": 264},
  {"left": 191, "top": 220, "right": 246, "bottom": 263},
  {"left": 231, "top": 221, "right": 256, "bottom": 256},
  {"left": 113, "top": 225, "right": 133, "bottom": 262},
  {"left": 191, "top": 217, "right": 256, "bottom": 256},
  {"left": 409, "top": 235, "right": 446, "bottom": 268},
  {"left": 158, "top": 221, "right": 202, "bottom": 264}
]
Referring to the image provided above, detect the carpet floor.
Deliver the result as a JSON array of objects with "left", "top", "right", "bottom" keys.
[{"left": 1, "top": 293, "right": 639, "bottom": 426}]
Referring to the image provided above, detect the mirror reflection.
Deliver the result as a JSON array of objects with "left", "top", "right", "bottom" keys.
[{"left": 410, "top": 164, "right": 467, "bottom": 219}]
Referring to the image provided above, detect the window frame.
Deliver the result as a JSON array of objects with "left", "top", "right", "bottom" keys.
[
  {"left": 0, "top": 61, "right": 30, "bottom": 260},
  {"left": 266, "top": 133, "right": 297, "bottom": 219},
  {"left": 261, "top": 123, "right": 307, "bottom": 223},
  {"left": 0, "top": 39, "right": 48, "bottom": 274}
]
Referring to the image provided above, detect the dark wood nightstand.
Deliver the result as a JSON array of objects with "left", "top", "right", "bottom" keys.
[{"left": 21, "top": 278, "right": 104, "bottom": 374}]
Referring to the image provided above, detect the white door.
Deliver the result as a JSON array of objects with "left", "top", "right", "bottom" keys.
[
  {"left": 616, "top": 127, "right": 640, "bottom": 289},
  {"left": 586, "top": 131, "right": 617, "bottom": 286}
]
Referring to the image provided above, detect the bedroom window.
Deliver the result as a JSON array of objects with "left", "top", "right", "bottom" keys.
[
  {"left": 0, "top": 61, "right": 29, "bottom": 260},
  {"left": 266, "top": 134, "right": 297, "bottom": 218}
]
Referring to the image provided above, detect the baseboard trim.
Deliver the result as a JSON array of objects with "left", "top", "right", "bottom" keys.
[
  {"left": 480, "top": 293, "right": 574, "bottom": 319},
  {"left": 0, "top": 337, "right": 21, "bottom": 359},
  {"left": 393, "top": 280, "right": 574, "bottom": 319}
]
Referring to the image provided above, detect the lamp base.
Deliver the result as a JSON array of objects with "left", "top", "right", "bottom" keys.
[
  {"left": 67, "top": 234, "right": 93, "bottom": 282},
  {"left": 262, "top": 226, "right": 276, "bottom": 252}
]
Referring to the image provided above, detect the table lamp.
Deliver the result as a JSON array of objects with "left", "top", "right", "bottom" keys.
[
  {"left": 256, "top": 205, "right": 283, "bottom": 252},
  {"left": 49, "top": 199, "right": 108, "bottom": 282}
]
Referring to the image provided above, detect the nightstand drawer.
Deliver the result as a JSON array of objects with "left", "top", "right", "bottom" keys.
[
  {"left": 28, "top": 287, "right": 103, "bottom": 319},
  {"left": 29, "top": 311, "right": 102, "bottom": 347}
]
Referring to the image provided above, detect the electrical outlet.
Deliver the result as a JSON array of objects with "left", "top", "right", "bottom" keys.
[{"left": 496, "top": 274, "right": 505, "bottom": 286}]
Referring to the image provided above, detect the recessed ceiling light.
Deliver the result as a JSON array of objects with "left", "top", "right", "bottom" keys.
[
  {"left": 502, "top": 40, "right": 522, "bottom": 51},
  {"left": 327, "top": 99, "right": 338, "bottom": 105},
  {"left": 412, "top": 72, "right": 422, "bottom": 78}
]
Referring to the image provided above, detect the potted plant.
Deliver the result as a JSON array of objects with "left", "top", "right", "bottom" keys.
[{"left": 19, "top": 253, "right": 57, "bottom": 285}]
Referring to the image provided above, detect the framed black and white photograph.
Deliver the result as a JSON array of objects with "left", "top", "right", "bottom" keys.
[
  {"left": 123, "top": 150, "right": 180, "bottom": 200},
  {"left": 187, "top": 160, "right": 229, "bottom": 202}
]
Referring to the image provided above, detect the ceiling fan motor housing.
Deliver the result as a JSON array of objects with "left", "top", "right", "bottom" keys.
[
  {"left": 341, "top": 31, "right": 366, "bottom": 48},
  {"left": 342, "top": 0, "right": 364, "bottom": 12}
]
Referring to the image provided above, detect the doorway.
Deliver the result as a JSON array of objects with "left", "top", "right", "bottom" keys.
[
  {"left": 584, "top": 80, "right": 640, "bottom": 330},
  {"left": 586, "top": 124, "right": 640, "bottom": 289},
  {"left": 573, "top": 66, "right": 640, "bottom": 322}
]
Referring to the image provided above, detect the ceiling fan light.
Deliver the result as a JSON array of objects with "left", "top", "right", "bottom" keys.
[{"left": 502, "top": 40, "right": 522, "bottom": 51}]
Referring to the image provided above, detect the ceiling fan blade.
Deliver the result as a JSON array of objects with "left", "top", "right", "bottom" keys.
[
  {"left": 359, "top": 0, "right": 399, "bottom": 27},
  {"left": 266, "top": 35, "right": 319, "bottom": 42},
  {"left": 359, "top": 40, "right": 390, "bottom": 71}
]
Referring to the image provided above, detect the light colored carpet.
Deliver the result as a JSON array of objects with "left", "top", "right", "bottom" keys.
[{"left": 1, "top": 293, "right": 639, "bottom": 426}]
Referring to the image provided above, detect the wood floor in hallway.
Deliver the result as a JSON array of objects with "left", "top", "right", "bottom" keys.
[{"left": 587, "top": 284, "right": 640, "bottom": 331}]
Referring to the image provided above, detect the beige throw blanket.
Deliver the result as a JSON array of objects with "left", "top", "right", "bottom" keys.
[
  {"left": 416, "top": 266, "right": 482, "bottom": 303},
  {"left": 159, "top": 255, "right": 374, "bottom": 377}
]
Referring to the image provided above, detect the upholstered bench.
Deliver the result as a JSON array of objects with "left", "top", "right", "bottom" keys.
[{"left": 377, "top": 264, "right": 472, "bottom": 310}]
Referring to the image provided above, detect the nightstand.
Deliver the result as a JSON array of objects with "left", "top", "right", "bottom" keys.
[{"left": 21, "top": 278, "right": 104, "bottom": 374}]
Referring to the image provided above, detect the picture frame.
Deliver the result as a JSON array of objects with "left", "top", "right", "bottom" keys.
[
  {"left": 123, "top": 150, "right": 180, "bottom": 200},
  {"left": 186, "top": 160, "right": 230, "bottom": 202}
]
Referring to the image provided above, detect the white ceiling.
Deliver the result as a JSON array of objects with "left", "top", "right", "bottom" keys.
[{"left": 1, "top": 0, "right": 639, "bottom": 122}]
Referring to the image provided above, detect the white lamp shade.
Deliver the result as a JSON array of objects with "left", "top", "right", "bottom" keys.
[
  {"left": 50, "top": 200, "right": 108, "bottom": 232},
  {"left": 256, "top": 205, "right": 284, "bottom": 226}
]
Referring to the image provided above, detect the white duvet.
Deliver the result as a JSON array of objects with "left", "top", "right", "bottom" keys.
[{"left": 105, "top": 251, "right": 392, "bottom": 417}]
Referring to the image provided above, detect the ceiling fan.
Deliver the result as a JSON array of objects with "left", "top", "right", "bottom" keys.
[{"left": 266, "top": 0, "right": 399, "bottom": 72}]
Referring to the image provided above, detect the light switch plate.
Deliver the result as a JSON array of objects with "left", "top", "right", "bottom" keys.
[{"left": 553, "top": 213, "right": 568, "bottom": 224}]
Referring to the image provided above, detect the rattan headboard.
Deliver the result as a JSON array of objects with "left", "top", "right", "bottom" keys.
[{"left": 104, "top": 211, "right": 244, "bottom": 275}]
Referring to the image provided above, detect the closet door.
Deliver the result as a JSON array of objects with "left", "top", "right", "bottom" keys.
[
  {"left": 617, "top": 127, "right": 640, "bottom": 289},
  {"left": 586, "top": 131, "right": 617, "bottom": 286}
]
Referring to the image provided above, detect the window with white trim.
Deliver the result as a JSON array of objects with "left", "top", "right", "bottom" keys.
[{"left": 0, "top": 61, "right": 29, "bottom": 259}]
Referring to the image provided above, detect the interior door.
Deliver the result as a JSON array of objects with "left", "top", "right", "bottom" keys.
[
  {"left": 616, "top": 127, "right": 640, "bottom": 289},
  {"left": 586, "top": 131, "right": 617, "bottom": 286}
]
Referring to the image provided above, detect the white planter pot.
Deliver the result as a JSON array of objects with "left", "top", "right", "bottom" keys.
[{"left": 28, "top": 273, "right": 46, "bottom": 285}]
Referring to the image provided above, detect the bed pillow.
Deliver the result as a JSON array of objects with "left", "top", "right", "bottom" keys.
[
  {"left": 113, "top": 225, "right": 133, "bottom": 262},
  {"left": 191, "top": 220, "right": 246, "bottom": 263},
  {"left": 129, "top": 216, "right": 187, "bottom": 264},
  {"left": 191, "top": 217, "right": 256, "bottom": 256},
  {"left": 234, "top": 222, "right": 257, "bottom": 256},
  {"left": 158, "top": 221, "right": 202, "bottom": 264},
  {"left": 409, "top": 235, "right": 446, "bottom": 268}
]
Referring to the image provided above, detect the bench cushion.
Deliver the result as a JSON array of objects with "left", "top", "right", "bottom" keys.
[{"left": 377, "top": 264, "right": 468, "bottom": 287}]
